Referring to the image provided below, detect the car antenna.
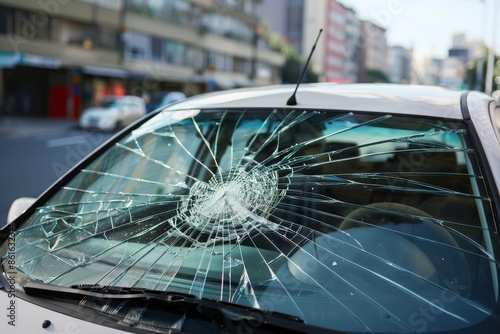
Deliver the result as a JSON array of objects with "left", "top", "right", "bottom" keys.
[{"left": 286, "top": 28, "right": 323, "bottom": 106}]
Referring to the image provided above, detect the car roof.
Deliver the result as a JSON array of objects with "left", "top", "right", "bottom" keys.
[
  {"left": 102, "top": 95, "right": 141, "bottom": 101},
  {"left": 166, "top": 83, "right": 475, "bottom": 120}
]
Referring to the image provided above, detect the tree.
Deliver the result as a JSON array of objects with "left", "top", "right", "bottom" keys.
[
  {"left": 365, "top": 69, "right": 390, "bottom": 83},
  {"left": 465, "top": 46, "right": 500, "bottom": 92},
  {"left": 264, "top": 28, "right": 320, "bottom": 84},
  {"left": 281, "top": 58, "right": 320, "bottom": 84}
]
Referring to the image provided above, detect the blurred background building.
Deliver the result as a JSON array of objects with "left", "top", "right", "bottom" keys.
[
  {"left": 262, "top": 0, "right": 392, "bottom": 84},
  {"left": 357, "top": 20, "right": 389, "bottom": 83},
  {"left": 258, "top": 0, "right": 497, "bottom": 91},
  {"left": 388, "top": 46, "right": 412, "bottom": 84},
  {"left": 256, "top": 0, "right": 305, "bottom": 54},
  {"left": 0, "top": 0, "right": 496, "bottom": 119},
  {"left": 0, "top": 0, "right": 283, "bottom": 119},
  {"left": 414, "top": 33, "right": 496, "bottom": 91}
]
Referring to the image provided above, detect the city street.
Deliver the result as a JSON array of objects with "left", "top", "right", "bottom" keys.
[{"left": 0, "top": 118, "right": 114, "bottom": 227}]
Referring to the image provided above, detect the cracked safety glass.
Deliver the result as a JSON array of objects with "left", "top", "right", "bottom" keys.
[{"left": 2, "top": 108, "right": 499, "bottom": 333}]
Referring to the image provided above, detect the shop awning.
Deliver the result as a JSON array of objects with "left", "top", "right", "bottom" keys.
[
  {"left": 0, "top": 52, "right": 17, "bottom": 68},
  {"left": 0, "top": 51, "right": 60, "bottom": 69}
]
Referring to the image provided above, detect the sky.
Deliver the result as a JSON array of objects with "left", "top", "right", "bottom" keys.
[{"left": 338, "top": 0, "right": 499, "bottom": 61}]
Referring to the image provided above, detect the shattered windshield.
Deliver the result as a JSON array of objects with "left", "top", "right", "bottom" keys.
[{"left": 2, "top": 108, "right": 499, "bottom": 333}]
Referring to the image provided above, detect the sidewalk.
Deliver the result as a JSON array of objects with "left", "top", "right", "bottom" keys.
[{"left": 0, "top": 117, "right": 78, "bottom": 138}]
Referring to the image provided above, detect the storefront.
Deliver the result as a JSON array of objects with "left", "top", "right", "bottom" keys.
[
  {"left": 0, "top": 52, "right": 62, "bottom": 118},
  {"left": 0, "top": 56, "right": 129, "bottom": 120},
  {"left": 0, "top": 52, "right": 215, "bottom": 120},
  {"left": 80, "top": 66, "right": 128, "bottom": 112}
]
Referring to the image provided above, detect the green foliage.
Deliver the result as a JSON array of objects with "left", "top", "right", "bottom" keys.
[
  {"left": 262, "top": 26, "right": 319, "bottom": 83},
  {"left": 465, "top": 49, "right": 500, "bottom": 92},
  {"left": 267, "top": 32, "right": 301, "bottom": 61},
  {"left": 366, "top": 69, "right": 390, "bottom": 83},
  {"left": 281, "top": 58, "right": 319, "bottom": 84}
]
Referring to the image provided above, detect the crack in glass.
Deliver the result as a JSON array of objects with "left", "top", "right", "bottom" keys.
[{"left": 176, "top": 159, "right": 287, "bottom": 244}]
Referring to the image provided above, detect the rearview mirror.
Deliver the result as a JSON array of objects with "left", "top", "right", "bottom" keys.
[{"left": 7, "top": 197, "right": 36, "bottom": 225}]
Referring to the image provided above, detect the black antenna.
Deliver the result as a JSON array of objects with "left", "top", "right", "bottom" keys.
[{"left": 287, "top": 28, "right": 323, "bottom": 106}]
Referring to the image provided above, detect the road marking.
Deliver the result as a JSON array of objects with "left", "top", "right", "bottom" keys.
[{"left": 46, "top": 135, "right": 88, "bottom": 148}]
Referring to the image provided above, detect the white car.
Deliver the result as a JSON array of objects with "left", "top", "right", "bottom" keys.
[
  {"left": 146, "top": 91, "right": 186, "bottom": 112},
  {"left": 2, "top": 83, "right": 500, "bottom": 333},
  {"left": 79, "top": 96, "right": 146, "bottom": 131}
]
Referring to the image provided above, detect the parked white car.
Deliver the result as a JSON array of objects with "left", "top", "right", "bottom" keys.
[
  {"left": 146, "top": 91, "right": 186, "bottom": 112},
  {"left": 2, "top": 83, "right": 500, "bottom": 333},
  {"left": 79, "top": 96, "right": 146, "bottom": 131}
]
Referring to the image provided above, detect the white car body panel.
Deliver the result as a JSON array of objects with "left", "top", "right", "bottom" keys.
[
  {"left": 467, "top": 92, "right": 500, "bottom": 200},
  {"left": 6, "top": 197, "right": 35, "bottom": 225},
  {"left": 0, "top": 292, "right": 127, "bottom": 333},
  {"left": 2, "top": 83, "right": 500, "bottom": 334},
  {"left": 166, "top": 84, "right": 464, "bottom": 119}
]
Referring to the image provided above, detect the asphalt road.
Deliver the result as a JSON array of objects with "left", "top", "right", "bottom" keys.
[{"left": 0, "top": 120, "right": 114, "bottom": 227}]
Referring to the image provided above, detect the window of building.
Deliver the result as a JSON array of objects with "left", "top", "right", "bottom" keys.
[
  {"left": 96, "top": 26, "right": 118, "bottom": 49},
  {"left": 0, "top": 6, "right": 13, "bottom": 35},
  {"left": 129, "top": 31, "right": 202, "bottom": 68},
  {"left": 127, "top": 0, "right": 193, "bottom": 25},
  {"left": 58, "top": 22, "right": 118, "bottom": 50},
  {"left": 0, "top": 7, "right": 56, "bottom": 42},
  {"left": 202, "top": 13, "right": 253, "bottom": 43},
  {"left": 123, "top": 31, "right": 152, "bottom": 60},
  {"left": 234, "top": 57, "right": 251, "bottom": 75},
  {"left": 152, "top": 37, "right": 163, "bottom": 61},
  {"left": 164, "top": 40, "right": 189, "bottom": 65},
  {"left": 186, "top": 46, "right": 204, "bottom": 69}
]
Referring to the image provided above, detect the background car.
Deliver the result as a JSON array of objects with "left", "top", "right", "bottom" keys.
[
  {"left": 2, "top": 83, "right": 500, "bottom": 334},
  {"left": 79, "top": 95, "right": 146, "bottom": 131},
  {"left": 146, "top": 91, "right": 186, "bottom": 113}
]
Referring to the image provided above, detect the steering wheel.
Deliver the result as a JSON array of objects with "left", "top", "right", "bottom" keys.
[{"left": 287, "top": 202, "right": 470, "bottom": 296}]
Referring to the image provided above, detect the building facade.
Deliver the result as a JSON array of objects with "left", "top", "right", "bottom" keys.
[
  {"left": 388, "top": 46, "right": 412, "bottom": 84},
  {"left": 421, "top": 58, "right": 444, "bottom": 86},
  {"left": 256, "top": 0, "right": 304, "bottom": 54},
  {"left": 358, "top": 20, "right": 389, "bottom": 83},
  {"left": 303, "top": 0, "right": 362, "bottom": 83},
  {"left": 0, "top": 0, "right": 283, "bottom": 119},
  {"left": 417, "top": 34, "right": 484, "bottom": 89},
  {"left": 258, "top": 0, "right": 397, "bottom": 84},
  {"left": 303, "top": 0, "right": 327, "bottom": 77},
  {"left": 286, "top": 0, "right": 305, "bottom": 53},
  {"left": 342, "top": 5, "right": 361, "bottom": 83},
  {"left": 440, "top": 57, "right": 466, "bottom": 89},
  {"left": 323, "top": 0, "right": 346, "bottom": 82}
]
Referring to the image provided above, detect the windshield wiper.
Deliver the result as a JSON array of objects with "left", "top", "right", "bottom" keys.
[{"left": 23, "top": 282, "right": 339, "bottom": 334}]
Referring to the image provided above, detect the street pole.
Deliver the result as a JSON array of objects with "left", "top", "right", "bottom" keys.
[
  {"left": 485, "top": 0, "right": 499, "bottom": 95},
  {"left": 118, "top": 0, "right": 127, "bottom": 66},
  {"left": 475, "top": 0, "right": 487, "bottom": 91}
]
